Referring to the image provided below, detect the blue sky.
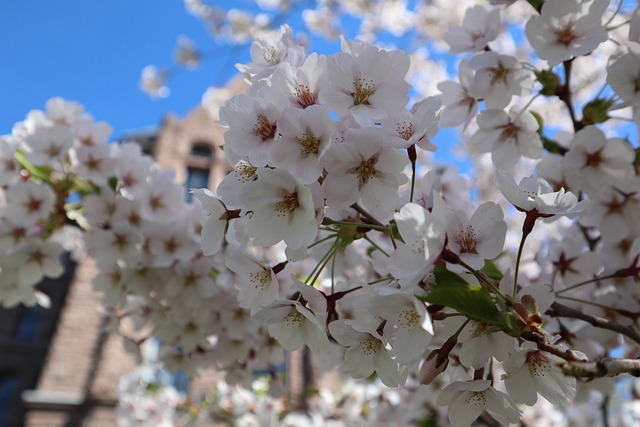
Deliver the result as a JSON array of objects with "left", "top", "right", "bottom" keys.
[
  {"left": 0, "top": 1, "right": 356, "bottom": 140},
  {"left": 0, "top": 1, "right": 258, "bottom": 138},
  {"left": 0, "top": 0, "right": 466, "bottom": 167}
]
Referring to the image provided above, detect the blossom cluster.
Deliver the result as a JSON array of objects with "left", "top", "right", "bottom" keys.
[{"left": 4, "top": 0, "right": 640, "bottom": 426}]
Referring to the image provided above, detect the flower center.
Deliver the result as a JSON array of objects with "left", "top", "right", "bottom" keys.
[
  {"left": 284, "top": 309, "right": 304, "bottom": 327},
  {"left": 465, "top": 391, "right": 487, "bottom": 407},
  {"left": 396, "top": 121, "right": 414, "bottom": 140},
  {"left": 275, "top": 192, "right": 300, "bottom": 216},
  {"left": 398, "top": 308, "right": 420, "bottom": 329},
  {"left": 362, "top": 336, "right": 381, "bottom": 355},
  {"left": 490, "top": 64, "right": 508, "bottom": 85},
  {"left": 249, "top": 270, "right": 271, "bottom": 290},
  {"left": 585, "top": 150, "right": 603, "bottom": 167},
  {"left": 238, "top": 163, "right": 258, "bottom": 183},
  {"left": 458, "top": 225, "right": 477, "bottom": 253},
  {"left": 263, "top": 47, "right": 279, "bottom": 65},
  {"left": 296, "top": 131, "right": 320, "bottom": 155},
  {"left": 24, "top": 196, "right": 42, "bottom": 214},
  {"left": 356, "top": 158, "right": 376, "bottom": 185},
  {"left": 253, "top": 114, "right": 277, "bottom": 142},
  {"left": 525, "top": 350, "right": 550, "bottom": 377},
  {"left": 555, "top": 24, "right": 576, "bottom": 46},
  {"left": 499, "top": 122, "right": 519, "bottom": 141},
  {"left": 294, "top": 84, "right": 317, "bottom": 108},
  {"left": 352, "top": 78, "right": 376, "bottom": 105}
]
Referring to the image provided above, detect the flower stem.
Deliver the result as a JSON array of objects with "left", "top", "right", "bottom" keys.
[
  {"left": 513, "top": 211, "right": 537, "bottom": 299},
  {"left": 323, "top": 218, "right": 388, "bottom": 232},
  {"left": 364, "top": 235, "right": 390, "bottom": 257},
  {"left": 408, "top": 144, "right": 417, "bottom": 203},
  {"left": 306, "top": 237, "right": 339, "bottom": 285},
  {"left": 555, "top": 273, "right": 618, "bottom": 295}
]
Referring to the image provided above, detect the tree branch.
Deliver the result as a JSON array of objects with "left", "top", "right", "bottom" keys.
[
  {"left": 547, "top": 302, "right": 640, "bottom": 346},
  {"left": 562, "top": 357, "right": 640, "bottom": 378}
]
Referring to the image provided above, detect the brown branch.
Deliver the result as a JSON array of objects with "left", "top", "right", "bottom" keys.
[
  {"left": 350, "top": 203, "right": 384, "bottom": 227},
  {"left": 562, "top": 358, "right": 640, "bottom": 378},
  {"left": 547, "top": 302, "right": 640, "bottom": 346},
  {"left": 522, "top": 330, "right": 640, "bottom": 380}
]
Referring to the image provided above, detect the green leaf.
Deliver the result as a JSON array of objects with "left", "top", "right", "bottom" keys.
[
  {"left": 527, "top": 0, "right": 545, "bottom": 13},
  {"left": 481, "top": 259, "right": 504, "bottom": 281},
  {"left": 582, "top": 97, "right": 614, "bottom": 124},
  {"left": 530, "top": 110, "right": 544, "bottom": 134},
  {"left": 432, "top": 264, "right": 469, "bottom": 287},
  {"left": 424, "top": 283, "right": 498, "bottom": 322},
  {"left": 542, "top": 136, "right": 568, "bottom": 155},
  {"left": 14, "top": 150, "right": 52, "bottom": 182},
  {"left": 535, "top": 69, "right": 560, "bottom": 96}
]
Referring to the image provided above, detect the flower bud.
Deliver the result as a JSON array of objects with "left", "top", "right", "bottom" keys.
[{"left": 419, "top": 350, "right": 448, "bottom": 385}]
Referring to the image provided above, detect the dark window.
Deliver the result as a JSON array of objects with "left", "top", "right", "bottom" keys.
[
  {"left": 0, "top": 374, "right": 18, "bottom": 425},
  {"left": 14, "top": 306, "right": 46, "bottom": 343},
  {"left": 190, "top": 144, "right": 213, "bottom": 158},
  {"left": 184, "top": 167, "right": 210, "bottom": 203}
]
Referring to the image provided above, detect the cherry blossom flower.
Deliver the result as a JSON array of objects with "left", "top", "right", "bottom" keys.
[
  {"left": 319, "top": 43, "right": 411, "bottom": 126},
  {"left": 3, "top": 181, "right": 55, "bottom": 227},
  {"left": 139, "top": 65, "right": 170, "bottom": 98},
  {"left": 470, "top": 107, "right": 543, "bottom": 169},
  {"left": 372, "top": 288, "right": 434, "bottom": 364},
  {"left": 87, "top": 224, "right": 143, "bottom": 268},
  {"left": 457, "top": 320, "right": 516, "bottom": 369},
  {"left": 468, "top": 52, "right": 534, "bottom": 109},
  {"left": 216, "top": 160, "right": 258, "bottom": 209},
  {"left": 564, "top": 125, "right": 636, "bottom": 193},
  {"left": 239, "top": 168, "right": 319, "bottom": 249},
  {"left": 235, "top": 24, "right": 305, "bottom": 80},
  {"left": 225, "top": 249, "right": 280, "bottom": 315},
  {"left": 388, "top": 197, "right": 447, "bottom": 287},
  {"left": 545, "top": 234, "right": 603, "bottom": 288},
  {"left": 269, "top": 104, "right": 333, "bottom": 184},
  {"left": 6, "top": 241, "right": 65, "bottom": 287},
  {"left": 379, "top": 96, "right": 441, "bottom": 150},
  {"left": 443, "top": 5, "right": 501, "bottom": 54},
  {"left": 579, "top": 187, "right": 640, "bottom": 243},
  {"left": 438, "top": 60, "right": 478, "bottom": 129},
  {"left": 0, "top": 137, "right": 20, "bottom": 186},
  {"left": 192, "top": 188, "right": 228, "bottom": 256},
  {"left": 437, "top": 380, "right": 521, "bottom": 427},
  {"left": 174, "top": 35, "right": 200, "bottom": 69},
  {"left": 145, "top": 223, "right": 198, "bottom": 268},
  {"left": 328, "top": 319, "right": 408, "bottom": 388},
  {"left": 219, "top": 90, "right": 284, "bottom": 167},
  {"left": 271, "top": 52, "right": 326, "bottom": 109},
  {"left": 115, "top": 142, "right": 153, "bottom": 199},
  {"left": 23, "top": 124, "right": 75, "bottom": 166},
  {"left": 496, "top": 171, "right": 588, "bottom": 216},
  {"left": 253, "top": 281, "right": 329, "bottom": 354},
  {"left": 503, "top": 342, "right": 577, "bottom": 406},
  {"left": 525, "top": 0, "right": 609, "bottom": 66},
  {"left": 322, "top": 128, "right": 408, "bottom": 217},
  {"left": 72, "top": 117, "right": 112, "bottom": 147},
  {"left": 140, "top": 169, "right": 185, "bottom": 223},
  {"left": 607, "top": 43, "right": 640, "bottom": 105},
  {"left": 71, "top": 143, "right": 116, "bottom": 185},
  {"left": 446, "top": 202, "right": 507, "bottom": 270}
]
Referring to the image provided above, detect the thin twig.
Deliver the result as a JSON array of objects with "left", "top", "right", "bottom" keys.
[
  {"left": 350, "top": 203, "right": 384, "bottom": 227},
  {"left": 546, "top": 302, "right": 640, "bottom": 346}
]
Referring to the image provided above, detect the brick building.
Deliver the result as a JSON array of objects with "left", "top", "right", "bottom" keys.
[{"left": 0, "top": 79, "right": 241, "bottom": 426}]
